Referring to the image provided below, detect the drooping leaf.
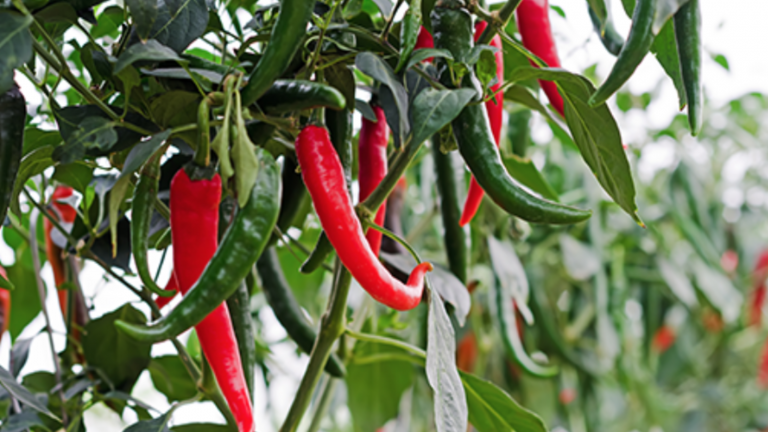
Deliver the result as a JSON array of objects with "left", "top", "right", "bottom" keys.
[
  {"left": 9, "top": 338, "right": 33, "bottom": 378},
  {"left": 651, "top": 20, "right": 686, "bottom": 110},
  {"left": 0, "top": 411, "right": 48, "bottom": 432},
  {"left": 109, "top": 175, "right": 132, "bottom": 257},
  {"left": 51, "top": 163, "right": 94, "bottom": 194},
  {"left": 82, "top": 304, "right": 152, "bottom": 392},
  {"left": 123, "top": 410, "right": 173, "bottom": 432},
  {"left": 144, "top": 0, "right": 209, "bottom": 53},
  {"left": 461, "top": 372, "right": 547, "bottom": 432},
  {"left": 406, "top": 48, "right": 453, "bottom": 71},
  {"left": 356, "top": 52, "right": 410, "bottom": 144},
  {"left": 410, "top": 88, "right": 476, "bottom": 148},
  {"left": 10, "top": 147, "right": 55, "bottom": 217},
  {"left": 0, "top": 366, "right": 58, "bottom": 420},
  {"left": 148, "top": 356, "right": 198, "bottom": 403},
  {"left": 120, "top": 130, "right": 172, "bottom": 180},
  {"left": 426, "top": 288, "right": 468, "bottom": 432}
]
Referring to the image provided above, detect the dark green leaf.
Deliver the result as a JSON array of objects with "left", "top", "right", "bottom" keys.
[
  {"left": 426, "top": 288, "right": 467, "bottom": 432},
  {"left": 461, "top": 372, "right": 547, "bottom": 432},
  {"left": 91, "top": 6, "right": 125, "bottom": 39},
  {"left": 0, "top": 11, "right": 33, "bottom": 94},
  {"left": 6, "top": 246, "right": 44, "bottom": 342},
  {"left": 356, "top": 52, "right": 410, "bottom": 143},
  {"left": 410, "top": 88, "right": 476, "bottom": 147},
  {"left": 0, "top": 411, "right": 47, "bottom": 432},
  {"left": 124, "top": 410, "right": 172, "bottom": 432},
  {"left": 22, "top": 129, "right": 61, "bottom": 156},
  {"left": 148, "top": 356, "right": 198, "bottom": 403},
  {"left": 355, "top": 99, "right": 377, "bottom": 122},
  {"left": 145, "top": 0, "right": 209, "bottom": 53},
  {"left": 127, "top": 0, "right": 159, "bottom": 40},
  {"left": 52, "top": 163, "right": 94, "bottom": 194},
  {"left": 711, "top": 53, "right": 729, "bottom": 71},
  {"left": 67, "top": 117, "right": 118, "bottom": 152},
  {"left": 325, "top": 63, "right": 356, "bottom": 113},
  {"left": 504, "top": 85, "right": 556, "bottom": 124},
  {"left": 0, "top": 367, "right": 58, "bottom": 420},
  {"left": 82, "top": 304, "right": 152, "bottom": 392},
  {"left": 120, "top": 130, "right": 172, "bottom": 180},
  {"left": 405, "top": 48, "right": 453, "bottom": 71},
  {"left": 395, "top": 1, "right": 421, "bottom": 72},
  {"left": 114, "top": 39, "right": 184, "bottom": 74},
  {"left": 501, "top": 154, "right": 559, "bottom": 202}
]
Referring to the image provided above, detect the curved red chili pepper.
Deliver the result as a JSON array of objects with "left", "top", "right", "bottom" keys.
[
  {"left": 296, "top": 125, "right": 432, "bottom": 311},
  {"left": 170, "top": 169, "right": 254, "bottom": 432},
  {"left": 459, "top": 22, "right": 504, "bottom": 227},
  {"left": 516, "top": 0, "right": 566, "bottom": 117},
  {"left": 0, "top": 266, "right": 10, "bottom": 336},
  {"left": 154, "top": 271, "right": 179, "bottom": 310},
  {"left": 359, "top": 105, "right": 389, "bottom": 256},
  {"left": 651, "top": 325, "right": 676, "bottom": 353}
]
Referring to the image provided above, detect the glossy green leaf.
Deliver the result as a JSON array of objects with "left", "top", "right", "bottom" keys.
[
  {"left": 410, "top": 88, "right": 476, "bottom": 147},
  {"left": 126, "top": 0, "right": 159, "bottom": 41},
  {"left": 0, "top": 11, "right": 33, "bottom": 94},
  {"left": 148, "top": 356, "right": 198, "bottom": 403},
  {"left": 114, "top": 39, "right": 184, "bottom": 74},
  {"left": 461, "top": 372, "right": 547, "bottom": 432}
]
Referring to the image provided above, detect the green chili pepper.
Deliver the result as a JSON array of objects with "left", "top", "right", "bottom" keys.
[
  {"left": 257, "top": 80, "right": 346, "bottom": 115},
  {"left": 588, "top": 4, "right": 624, "bottom": 56},
  {"left": 115, "top": 148, "right": 281, "bottom": 342},
  {"left": 276, "top": 157, "right": 308, "bottom": 233},
  {"left": 240, "top": 0, "right": 315, "bottom": 106},
  {"left": 0, "top": 84, "right": 25, "bottom": 225},
  {"left": 432, "top": 5, "right": 590, "bottom": 225},
  {"left": 226, "top": 281, "right": 257, "bottom": 399},
  {"left": 257, "top": 247, "right": 346, "bottom": 377},
  {"left": 132, "top": 150, "right": 175, "bottom": 297},
  {"left": 491, "top": 273, "right": 559, "bottom": 378},
  {"left": 674, "top": 0, "right": 702, "bottom": 136},
  {"left": 432, "top": 145, "right": 468, "bottom": 284},
  {"left": 589, "top": 0, "right": 657, "bottom": 106},
  {"left": 300, "top": 108, "right": 354, "bottom": 274}
]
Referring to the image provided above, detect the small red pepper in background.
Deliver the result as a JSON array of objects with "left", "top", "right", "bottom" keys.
[
  {"left": 170, "top": 169, "right": 254, "bottom": 432},
  {"left": 0, "top": 266, "right": 10, "bottom": 336},
  {"left": 758, "top": 337, "right": 768, "bottom": 388},
  {"left": 456, "top": 331, "right": 477, "bottom": 372},
  {"left": 559, "top": 388, "right": 576, "bottom": 405},
  {"left": 44, "top": 186, "right": 77, "bottom": 322},
  {"left": 652, "top": 325, "right": 676, "bottom": 353},
  {"left": 516, "top": 0, "right": 566, "bottom": 117},
  {"left": 459, "top": 21, "right": 504, "bottom": 227},
  {"left": 359, "top": 105, "right": 389, "bottom": 256},
  {"left": 750, "top": 250, "right": 768, "bottom": 327},
  {"left": 154, "top": 271, "right": 179, "bottom": 310},
  {"left": 296, "top": 125, "right": 433, "bottom": 311}
]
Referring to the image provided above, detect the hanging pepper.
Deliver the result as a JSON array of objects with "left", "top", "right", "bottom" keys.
[
  {"left": 115, "top": 150, "right": 281, "bottom": 343},
  {"left": 589, "top": 0, "right": 656, "bottom": 106},
  {"left": 516, "top": 0, "right": 565, "bottom": 117},
  {"left": 0, "top": 83, "right": 24, "bottom": 225},
  {"left": 300, "top": 108, "right": 354, "bottom": 273},
  {"left": 257, "top": 80, "right": 346, "bottom": 115},
  {"left": 132, "top": 150, "right": 175, "bottom": 298},
  {"left": 358, "top": 105, "right": 389, "bottom": 256},
  {"left": 296, "top": 125, "right": 432, "bottom": 311},
  {"left": 458, "top": 21, "right": 504, "bottom": 227},
  {"left": 240, "top": 0, "right": 315, "bottom": 106},
  {"left": 588, "top": 4, "right": 624, "bottom": 56},
  {"left": 750, "top": 251, "right": 768, "bottom": 327},
  {"left": 433, "top": 146, "right": 468, "bottom": 283},
  {"left": 257, "top": 247, "right": 346, "bottom": 377},
  {"left": 0, "top": 266, "right": 10, "bottom": 336},
  {"left": 44, "top": 186, "right": 78, "bottom": 321},
  {"left": 674, "top": 0, "right": 702, "bottom": 136},
  {"left": 432, "top": 4, "right": 591, "bottom": 225}
]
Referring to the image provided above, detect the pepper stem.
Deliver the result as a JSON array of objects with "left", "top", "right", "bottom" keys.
[{"left": 194, "top": 98, "right": 212, "bottom": 167}]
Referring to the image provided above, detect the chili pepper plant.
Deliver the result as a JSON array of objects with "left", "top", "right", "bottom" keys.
[{"left": 0, "top": 0, "right": 757, "bottom": 430}]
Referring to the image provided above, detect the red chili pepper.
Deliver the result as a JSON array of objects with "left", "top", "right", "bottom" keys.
[
  {"left": 154, "top": 271, "right": 179, "bottom": 310},
  {"left": 558, "top": 388, "right": 576, "bottom": 405},
  {"left": 0, "top": 266, "right": 10, "bottom": 336},
  {"left": 359, "top": 105, "right": 389, "bottom": 256},
  {"left": 296, "top": 125, "right": 432, "bottom": 310},
  {"left": 44, "top": 186, "right": 77, "bottom": 321},
  {"left": 415, "top": 26, "right": 435, "bottom": 56},
  {"left": 758, "top": 337, "right": 768, "bottom": 388},
  {"left": 170, "top": 169, "right": 254, "bottom": 432},
  {"left": 751, "top": 250, "right": 768, "bottom": 326},
  {"left": 516, "top": 0, "right": 565, "bottom": 117},
  {"left": 458, "top": 22, "right": 504, "bottom": 227},
  {"left": 651, "top": 325, "right": 676, "bottom": 353},
  {"left": 456, "top": 331, "right": 477, "bottom": 372}
]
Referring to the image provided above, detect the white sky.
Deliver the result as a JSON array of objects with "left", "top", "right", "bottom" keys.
[{"left": 3, "top": 0, "right": 768, "bottom": 430}]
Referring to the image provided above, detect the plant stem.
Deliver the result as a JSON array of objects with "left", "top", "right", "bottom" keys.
[
  {"left": 28, "top": 207, "right": 68, "bottom": 427},
  {"left": 345, "top": 329, "right": 427, "bottom": 358},
  {"left": 279, "top": 260, "right": 352, "bottom": 432},
  {"left": 380, "top": 0, "right": 405, "bottom": 42},
  {"left": 307, "top": 377, "right": 338, "bottom": 432},
  {"left": 476, "top": 0, "right": 524, "bottom": 45}
]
